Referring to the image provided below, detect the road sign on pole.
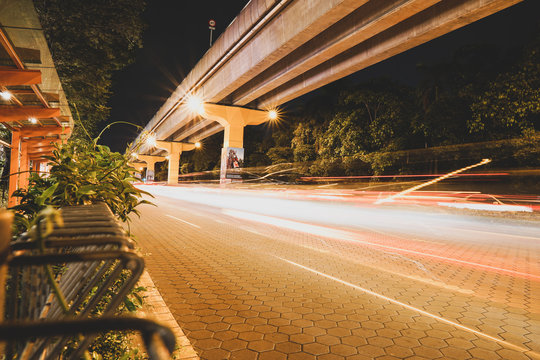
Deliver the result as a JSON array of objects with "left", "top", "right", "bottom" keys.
[{"left": 209, "top": 19, "right": 216, "bottom": 47}]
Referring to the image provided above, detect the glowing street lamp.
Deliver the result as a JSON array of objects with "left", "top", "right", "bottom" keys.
[
  {"left": 268, "top": 109, "right": 278, "bottom": 121},
  {"left": 195, "top": 141, "right": 201, "bottom": 148},
  {"left": 185, "top": 94, "right": 205, "bottom": 116},
  {"left": 0, "top": 91, "right": 12, "bottom": 101},
  {"left": 145, "top": 134, "right": 157, "bottom": 147},
  {"left": 28, "top": 117, "right": 38, "bottom": 124}
]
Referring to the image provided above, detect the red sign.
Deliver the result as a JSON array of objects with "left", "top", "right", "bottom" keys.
[{"left": 208, "top": 19, "right": 216, "bottom": 27}]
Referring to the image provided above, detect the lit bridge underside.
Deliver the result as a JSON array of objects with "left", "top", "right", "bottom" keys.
[{"left": 138, "top": 0, "right": 522, "bottom": 152}]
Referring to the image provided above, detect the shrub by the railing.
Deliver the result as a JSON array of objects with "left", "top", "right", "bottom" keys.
[
  {"left": 8, "top": 136, "right": 154, "bottom": 359},
  {"left": 11, "top": 139, "right": 152, "bottom": 234}
]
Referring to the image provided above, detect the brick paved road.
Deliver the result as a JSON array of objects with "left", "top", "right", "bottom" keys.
[{"left": 130, "top": 185, "right": 539, "bottom": 360}]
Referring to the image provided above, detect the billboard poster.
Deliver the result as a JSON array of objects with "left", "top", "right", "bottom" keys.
[
  {"left": 220, "top": 147, "right": 244, "bottom": 180},
  {"left": 146, "top": 169, "right": 154, "bottom": 182}
]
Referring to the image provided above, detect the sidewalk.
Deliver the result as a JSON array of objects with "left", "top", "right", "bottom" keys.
[{"left": 137, "top": 271, "right": 199, "bottom": 359}]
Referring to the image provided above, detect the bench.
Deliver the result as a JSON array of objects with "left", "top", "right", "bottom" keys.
[{"left": 0, "top": 203, "right": 175, "bottom": 359}]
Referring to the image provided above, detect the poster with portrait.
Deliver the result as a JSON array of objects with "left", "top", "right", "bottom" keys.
[{"left": 220, "top": 147, "right": 244, "bottom": 180}]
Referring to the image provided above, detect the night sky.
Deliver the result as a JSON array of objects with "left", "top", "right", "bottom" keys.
[{"left": 102, "top": 0, "right": 540, "bottom": 152}]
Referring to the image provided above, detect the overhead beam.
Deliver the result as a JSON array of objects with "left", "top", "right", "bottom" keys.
[
  {"left": 29, "top": 153, "right": 53, "bottom": 161},
  {"left": 0, "top": 106, "right": 60, "bottom": 122},
  {"left": 19, "top": 126, "right": 71, "bottom": 138},
  {"left": 28, "top": 146, "right": 56, "bottom": 154},
  {"left": 232, "top": 0, "right": 441, "bottom": 105},
  {"left": 257, "top": 0, "right": 523, "bottom": 107},
  {"left": 22, "top": 137, "right": 59, "bottom": 143},
  {"left": 0, "top": 68, "right": 41, "bottom": 86}
]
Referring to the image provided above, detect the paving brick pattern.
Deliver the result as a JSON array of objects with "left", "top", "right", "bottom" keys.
[
  {"left": 130, "top": 194, "right": 540, "bottom": 360},
  {"left": 137, "top": 271, "right": 199, "bottom": 359}
]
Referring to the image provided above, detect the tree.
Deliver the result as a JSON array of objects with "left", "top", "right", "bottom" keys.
[
  {"left": 414, "top": 44, "right": 503, "bottom": 146},
  {"left": 33, "top": 0, "right": 146, "bottom": 137},
  {"left": 291, "top": 122, "right": 317, "bottom": 162},
  {"left": 319, "top": 80, "right": 414, "bottom": 158},
  {"left": 470, "top": 29, "right": 540, "bottom": 137}
]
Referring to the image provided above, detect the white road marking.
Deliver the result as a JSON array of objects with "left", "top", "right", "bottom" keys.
[
  {"left": 277, "top": 257, "right": 539, "bottom": 359},
  {"left": 165, "top": 214, "right": 201, "bottom": 228}
]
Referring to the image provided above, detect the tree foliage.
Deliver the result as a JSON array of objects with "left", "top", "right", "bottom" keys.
[
  {"left": 33, "top": 0, "right": 146, "bottom": 137},
  {"left": 470, "top": 31, "right": 540, "bottom": 137},
  {"left": 319, "top": 80, "right": 415, "bottom": 158}
]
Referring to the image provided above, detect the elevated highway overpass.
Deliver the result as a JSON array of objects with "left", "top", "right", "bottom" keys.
[{"left": 134, "top": 0, "right": 522, "bottom": 182}]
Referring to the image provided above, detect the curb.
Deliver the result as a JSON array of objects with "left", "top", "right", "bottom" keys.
[{"left": 137, "top": 271, "right": 199, "bottom": 359}]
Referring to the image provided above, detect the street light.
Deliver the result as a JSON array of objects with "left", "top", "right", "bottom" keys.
[
  {"left": 185, "top": 94, "right": 205, "bottom": 116},
  {"left": 28, "top": 117, "right": 37, "bottom": 124},
  {"left": 195, "top": 141, "right": 202, "bottom": 148},
  {"left": 145, "top": 134, "right": 156, "bottom": 147},
  {"left": 268, "top": 109, "right": 278, "bottom": 121},
  {"left": 0, "top": 91, "right": 12, "bottom": 101}
]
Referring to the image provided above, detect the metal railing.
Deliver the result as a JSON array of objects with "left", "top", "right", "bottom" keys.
[{"left": 0, "top": 203, "right": 176, "bottom": 359}]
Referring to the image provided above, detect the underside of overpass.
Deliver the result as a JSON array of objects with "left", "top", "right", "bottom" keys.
[
  {"left": 133, "top": 0, "right": 523, "bottom": 183},
  {"left": 139, "top": 0, "right": 522, "bottom": 150}
]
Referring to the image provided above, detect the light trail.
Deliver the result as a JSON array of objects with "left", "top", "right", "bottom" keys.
[
  {"left": 224, "top": 210, "right": 540, "bottom": 281},
  {"left": 300, "top": 171, "right": 509, "bottom": 180},
  {"left": 438, "top": 202, "right": 532, "bottom": 212},
  {"left": 277, "top": 257, "right": 540, "bottom": 359},
  {"left": 376, "top": 158, "right": 492, "bottom": 204},
  {"left": 165, "top": 214, "right": 201, "bottom": 228}
]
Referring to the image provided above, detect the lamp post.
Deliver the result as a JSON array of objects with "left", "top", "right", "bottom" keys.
[{"left": 209, "top": 19, "right": 216, "bottom": 47}]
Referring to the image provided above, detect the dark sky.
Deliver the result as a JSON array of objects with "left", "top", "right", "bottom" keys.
[
  {"left": 103, "top": 0, "right": 540, "bottom": 152},
  {"left": 104, "top": 0, "right": 249, "bottom": 151}
]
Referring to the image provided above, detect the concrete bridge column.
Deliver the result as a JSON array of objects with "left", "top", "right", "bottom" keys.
[
  {"left": 156, "top": 141, "right": 196, "bottom": 185},
  {"left": 203, "top": 103, "right": 272, "bottom": 182},
  {"left": 7, "top": 131, "right": 20, "bottom": 207},
  {"left": 19, "top": 140, "right": 29, "bottom": 193},
  {"left": 137, "top": 155, "right": 166, "bottom": 182},
  {"left": 128, "top": 162, "right": 146, "bottom": 180}
]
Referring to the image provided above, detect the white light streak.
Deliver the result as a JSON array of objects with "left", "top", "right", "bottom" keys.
[
  {"left": 277, "top": 257, "right": 539, "bottom": 358},
  {"left": 438, "top": 202, "right": 532, "bottom": 212},
  {"left": 225, "top": 209, "right": 539, "bottom": 281}
]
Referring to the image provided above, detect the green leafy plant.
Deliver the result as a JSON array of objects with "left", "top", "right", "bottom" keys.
[
  {"left": 9, "top": 131, "right": 155, "bottom": 359},
  {"left": 11, "top": 139, "right": 152, "bottom": 233}
]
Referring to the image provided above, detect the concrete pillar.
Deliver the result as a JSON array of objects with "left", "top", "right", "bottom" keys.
[
  {"left": 168, "top": 152, "right": 180, "bottom": 185},
  {"left": 32, "top": 160, "right": 40, "bottom": 173},
  {"left": 137, "top": 155, "right": 166, "bottom": 182},
  {"left": 155, "top": 141, "right": 196, "bottom": 185},
  {"left": 7, "top": 131, "right": 20, "bottom": 207},
  {"left": 19, "top": 140, "right": 29, "bottom": 190},
  {"left": 202, "top": 103, "right": 270, "bottom": 182}
]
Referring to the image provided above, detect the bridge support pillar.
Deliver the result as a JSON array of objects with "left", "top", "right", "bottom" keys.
[
  {"left": 8, "top": 131, "right": 20, "bottom": 207},
  {"left": 203, "top": 104, "right": 271, "bottom": 183},
  {"left": 128, "top": 162, "right": 146, "bottom": 180},
  {"left": 155, "top": 141, "right": 196, "bottom": 185},
  {"left": 137, "top": 155, "right": 166, "bottom": 182}
]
